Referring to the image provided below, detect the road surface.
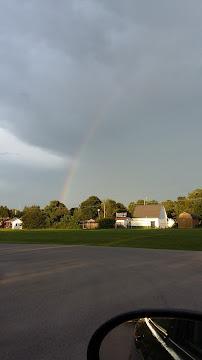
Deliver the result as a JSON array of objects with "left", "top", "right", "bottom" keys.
[
  {"left": 1, "top": 244, "right": 202, "bottom": 360},
  {"left": 100, "top": 322, "right": 143, "bottom": 360}
]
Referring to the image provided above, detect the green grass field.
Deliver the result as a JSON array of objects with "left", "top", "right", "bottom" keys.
[{"left": 0, "top": 228, "right": 202, "bottom": 251}]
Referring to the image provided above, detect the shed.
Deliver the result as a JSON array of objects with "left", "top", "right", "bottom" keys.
[
  {"left": 115, "top": 212, "right": 131, "bottom": 228},
  {"left": 82, "top": 219, "right": 99, "bottom": 230},
  {"left": 178, "top": 212, "right": 200, "bottom": 229}
]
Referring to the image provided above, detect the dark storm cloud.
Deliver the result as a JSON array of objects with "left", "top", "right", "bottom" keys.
[
  {"left": 0, "top": 0, "right": 125, "bottom": 155},
  {"left": 0, "top": 0, "right": 202, "bottom": 206},
  {"left": 0, "top": 0, "right": 201, "bottom": 154}
]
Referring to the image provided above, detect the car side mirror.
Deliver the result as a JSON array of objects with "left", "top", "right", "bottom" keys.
[{"left": 87, "top": 309, "right": 202, "bottom": 360}]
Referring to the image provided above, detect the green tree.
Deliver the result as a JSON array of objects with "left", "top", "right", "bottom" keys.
[
  {"left": 148, "top": 200, "right": 159, "bottom": 204},
  {"left": 187, "top": 188, "right": 202, "bottom": 218},
  {"left": 0, "top": 205, "right": 10, "bottom": 219},
  {"left": 101, "top": 200, "right": 127, "bottom": 218},
  {"left": 44, "top": 200, "right": 68, "bottom": 226},
  {"left": 174, "top": 196, "right": 192, "bottom": 216},
  {"left": 128, "top": 202, "right": 136, "bottom": 217},
  {"left": 101, "top": 199, "right": 117, "bottom": 218},
  {"left": 188, "top": 188, "right": 202, "bottom": 200},
  {"left": 115, "top": 202, "right": 127, "bottom": 213},
  {"left": 162, "top": 200, "right": 176, "bottom": 219},
  {"left": 135, "top": 199, "right": 158, "bottom": 205},
  {"left": 136, "top": 200, "right": 145, "bottom": 205},
  {"left": 65, "top": 213, "right": 80, "bottom": 229},
  {"left": 9, "top": 209, "right": 23, "bottom": 218},
  {"left": 22, "top": 206, "right": 46, "bottom": 229},
  {"left": 69, "top": 207, "right": 78, "bottom": 216},
  {"left": 79, "top": 196, "right": 101, "bottom": 220}
]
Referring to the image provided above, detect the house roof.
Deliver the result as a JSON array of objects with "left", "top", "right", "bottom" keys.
[{"left": 133, "top": 204, "right": 163, "bottom": 218}]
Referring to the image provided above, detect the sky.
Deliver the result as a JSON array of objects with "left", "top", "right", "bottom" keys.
[{"left": 0, "top": 0, "right": 202, "bottom": 209}]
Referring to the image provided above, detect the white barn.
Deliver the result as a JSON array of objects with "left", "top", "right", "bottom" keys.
[{"left": 131, "top": 205, "right": 168, "bottom": 229}]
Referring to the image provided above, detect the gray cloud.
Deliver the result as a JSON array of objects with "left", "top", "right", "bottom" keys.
[
  {"left": 0, "top": 152, "right": 19, "bottom": 156},
  {"left": 0, "top": 0, "right": 202, "bottom": 206}
]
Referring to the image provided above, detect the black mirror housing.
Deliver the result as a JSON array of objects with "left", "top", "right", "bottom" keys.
[{"left": 87, "top": 309, "right": 202, "bottom": 360}]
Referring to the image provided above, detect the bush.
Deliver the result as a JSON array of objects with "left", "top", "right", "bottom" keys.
[
  {"left": 50, "top": 215, "right": 80, "bottom": 230},
  {"left": 98, "top": 218, "right": 115, "bottom": 229},
  {"left": 22, "top": 206, "right": 46, "bottom": 229}
]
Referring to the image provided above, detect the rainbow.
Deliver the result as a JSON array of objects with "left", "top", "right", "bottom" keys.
[
  {"left": 60, "top": 115, "right": 103, "bottom": 204},
  {"left": 60, "top": 91, "right": 122, "bottom": 205}
]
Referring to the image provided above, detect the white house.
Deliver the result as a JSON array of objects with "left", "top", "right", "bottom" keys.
[
  {"left": 131, "top": 205, "right": 168, "bottom": 229},
  {"left": 11, "top": 218, "right": 23, "bottom": 230},
  {"left": 115, "top": 212, "right": 131, "bottom": 228}
]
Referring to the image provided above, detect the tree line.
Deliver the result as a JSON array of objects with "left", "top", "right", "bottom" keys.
[
  {"left": 129, "top": 189, "right": 202, "bottom": 221},
  {"left": 0, "top": 188, "right": 201, "bottom": 229}
]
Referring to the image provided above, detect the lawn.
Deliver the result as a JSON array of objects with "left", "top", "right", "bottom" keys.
[{"left": 0, "top": 228, "right": 202, "bottom": 251}]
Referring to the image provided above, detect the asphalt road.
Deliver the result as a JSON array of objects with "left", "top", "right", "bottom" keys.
[
  {"left": 1, "top": 244, "right": 202, "bottom": 360},
  {"left": 100, "top": 323, "right": 142, "bottom": 360}
]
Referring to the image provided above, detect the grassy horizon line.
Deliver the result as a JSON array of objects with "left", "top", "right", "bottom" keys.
[{"left": 0, "top": 228, "right": 202, "bottom": 251}]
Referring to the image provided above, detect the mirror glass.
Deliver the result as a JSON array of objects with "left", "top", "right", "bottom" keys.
[{"left": 100, "top": 317, "right": 202, "bottom": 360}]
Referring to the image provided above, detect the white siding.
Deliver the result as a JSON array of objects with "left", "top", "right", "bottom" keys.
[
  {"left": 131, "top": 218, "right": 160, "bottom": 228},
  {"left": 131, "top": 218, "right": 168, "bottom": 228},
  {"left": 159, "top": 207, "right": 168, "bottom": 228},
  {"left": 115, "top": 218, "right": 131, "bottom": 228},
  {"left": 159, "top": 218, "right": 168, "bottom": 229}
]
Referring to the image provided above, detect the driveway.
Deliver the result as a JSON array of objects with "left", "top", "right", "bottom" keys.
[{"left": 0, "top": 244, "right": 202, "bottom": 360}]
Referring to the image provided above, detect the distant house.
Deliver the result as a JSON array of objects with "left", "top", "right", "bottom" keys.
[
  {"left": 0, "top": 218, "right": 12, "bottom": 229},
  {"left": 115, "top": 212, "right": 131, "bottom": 228},
  {"left": 11, "top": 218, "right": 23, "bottom": 230},
  {"left": 131, "top": 205, "right": 168, "bottom": 229},
  {"left": 0, "top": 218, "right": 23, "bottom": 230},
  {"left": 81, "top": 219, "right": 99, "bottom": 230},
  {"left": 178, "top": 212, "right": 200, "bottom": 229}
]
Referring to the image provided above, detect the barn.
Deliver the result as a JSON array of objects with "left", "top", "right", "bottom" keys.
[{"left": 131, "top": 204, "right": 168, "bottom": 229}]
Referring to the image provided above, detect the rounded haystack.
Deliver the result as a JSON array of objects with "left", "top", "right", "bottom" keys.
[{"left": 178, "top": 212, "right": 193, "bottom": 228}]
